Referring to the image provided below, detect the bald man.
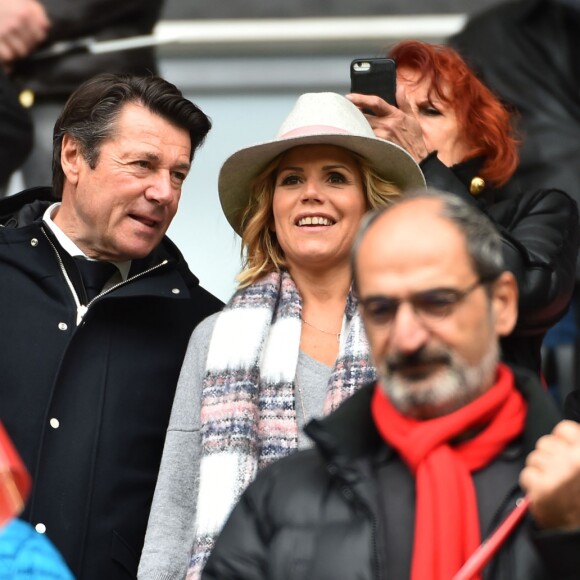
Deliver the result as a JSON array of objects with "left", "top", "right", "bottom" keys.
[{"left": 200, "top": 189, "right": 580, "bottom": 580}]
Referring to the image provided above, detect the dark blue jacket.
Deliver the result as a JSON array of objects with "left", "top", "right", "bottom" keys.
[{"left": 0, "top": 187, "right": 223, "bottom": 579}]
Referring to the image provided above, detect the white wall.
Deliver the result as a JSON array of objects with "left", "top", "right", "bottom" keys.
[{"left": 164, "top": 93, "right": 300, "bottom": 302}]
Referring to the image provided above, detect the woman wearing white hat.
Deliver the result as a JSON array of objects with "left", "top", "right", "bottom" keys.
[{"left": 138, "top": 92, "right": 425, "bottom": 580}]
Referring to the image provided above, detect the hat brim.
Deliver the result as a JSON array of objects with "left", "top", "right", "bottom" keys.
[{"left": 218, "top": 132, "right": 426, "bottom": 236}]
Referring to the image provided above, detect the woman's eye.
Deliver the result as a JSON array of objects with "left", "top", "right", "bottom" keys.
[
  {"left": 280, "top": 175, "right": 301, "bottom": 186},
  {"left": 328, "top": 172, "right": 347, "bottom": 184},
  {"left": 420, "top": 105, "right": 441, "bottom": 117}
]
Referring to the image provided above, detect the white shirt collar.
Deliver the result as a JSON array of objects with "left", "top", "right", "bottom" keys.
[{"left": 42, "top": 203, "right": 131, "bottom": 280}]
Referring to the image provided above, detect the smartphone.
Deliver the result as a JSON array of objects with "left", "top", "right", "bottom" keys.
[{"left": 350, "top": 57, "right": 397, "bottom": 112}]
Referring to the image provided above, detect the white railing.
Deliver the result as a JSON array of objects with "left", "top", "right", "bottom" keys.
[{"left": 154, "top": 15, "right": 467, "bottom": 56}]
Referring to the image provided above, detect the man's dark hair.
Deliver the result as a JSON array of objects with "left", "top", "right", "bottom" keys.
[
  {"left": 52, "top": 73, "right": 212, "bottom": 196},
  {"left": 352, "top": 188, "right": 506, "bottom": 293}
]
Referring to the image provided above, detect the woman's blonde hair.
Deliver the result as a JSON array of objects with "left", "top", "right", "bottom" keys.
[{"left": 236, "top": 149, "right": 402, "bottom": 288}]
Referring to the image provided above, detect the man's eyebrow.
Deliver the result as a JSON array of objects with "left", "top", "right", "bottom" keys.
[
  {"left": 359, "top": 294, "right": 394, "bottom": 303},
  {"left": 361, "top": 287, "right": 459, "bottom": 301},
  {"left": 134, "top": 152, "right": 191, "bottom": 172},
  {"left": 173, "top": 161, "right": 191, "bottom": 174},
  {"left": 142, "top": 152, "right": 161, "bottom": 162}
]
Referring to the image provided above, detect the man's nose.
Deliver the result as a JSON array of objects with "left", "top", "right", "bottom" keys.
[
  {"left": 145, "top": 173, "right": 176, "bottom": 205},
  {"left": 388, "top": 302, "right": 430, "bottom": 354}
]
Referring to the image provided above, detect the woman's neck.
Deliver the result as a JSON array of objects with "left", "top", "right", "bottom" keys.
[
  {"left": 289, "top": 264, "right": 352, "bottom": 366},
  {"left": 289, "top": 263, "right": 352, "bottom": 309}
]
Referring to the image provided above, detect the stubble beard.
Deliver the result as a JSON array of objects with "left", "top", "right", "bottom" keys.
[{"left": 378, "top": 337, "right": 500, "bottom": 420}]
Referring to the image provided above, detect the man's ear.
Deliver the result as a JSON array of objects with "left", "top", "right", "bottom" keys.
[
  {"left": 491, "top": 271, "right": 519, "bottom": 337},
  {"left": 60, "top": 134, "right": 83, "bottom": 186}
]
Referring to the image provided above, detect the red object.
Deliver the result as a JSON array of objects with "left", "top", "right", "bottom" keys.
[
  {"left": 453, "top": 496, "right": 531, "bottom": 580},
  {"left": 371, "top": 364, "right": 527, "bottom": 580},
  {"left": 0, "top": 421, "right": 31, "bottom": 527}
]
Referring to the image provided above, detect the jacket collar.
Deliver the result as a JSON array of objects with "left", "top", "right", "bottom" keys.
[
  {"left": 305, "top": 365, "right": 561, "bottom": 472},
  {"left": 0, "top": 186, "right": 56, "bottom": 228},
  {"left": 449, "top": 156, "right": 521, "bottom": 204}
]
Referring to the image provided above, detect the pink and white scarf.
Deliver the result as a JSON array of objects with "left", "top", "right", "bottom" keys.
[{"left": 187, "top": 270, "right": 375, "bottom": 578}]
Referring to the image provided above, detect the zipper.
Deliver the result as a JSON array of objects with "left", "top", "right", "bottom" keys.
[
  {"left": 344, "top": 483, "right": 383, "bottom": 580},
  {"left": 485, "top": 485, "right": 522, "bottom": 538},
  {"left": 481, "top": 484, "right": 523, "bottom": 580},
  {"left": 332, "top": 464, "right": 383, "bottom": 580},
  {"left": 42, "top": 228, "right": 169, "bottom": 325},
  {"left": 42, "top": 229, "right": 85, "bottom": 324},
  {"left": 86, "top": 259, "right": 169, "bottom": 306}
]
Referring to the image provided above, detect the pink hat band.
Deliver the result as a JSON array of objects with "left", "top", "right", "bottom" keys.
[{"left": 279, "top": 125, "right": 351, "bottom": 139}]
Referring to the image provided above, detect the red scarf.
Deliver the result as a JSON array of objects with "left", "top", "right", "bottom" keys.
[{"left": 371, "top": 364, "right": 527, "bottom": 580}]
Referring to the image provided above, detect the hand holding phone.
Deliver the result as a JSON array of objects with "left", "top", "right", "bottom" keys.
[{"left": 350, "top": 58, "right": 397, "bottom": 112}]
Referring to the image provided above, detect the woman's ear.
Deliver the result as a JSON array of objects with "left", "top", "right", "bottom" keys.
[{"left": 491, "top": 271, "right": 519, "bottom": 337}]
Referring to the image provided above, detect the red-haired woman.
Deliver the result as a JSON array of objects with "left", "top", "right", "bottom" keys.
[{"left": 348, "top": 39, "right": 579, "bottom": 376}]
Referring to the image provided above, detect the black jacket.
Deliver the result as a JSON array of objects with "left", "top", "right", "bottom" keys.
[
  {"left": 449, "top": 0, "right": 580, "bottom": 278},
  {"left": 10, "top": 0, "right": 164, "bottom": 101},
  {"left": 421, "top": 154, "right": 579, "bottom": 375},
  {"left": 0, "top": 187, "right": 223, "bottom": 579},
  {"left": 203, "top": 369, "right": 580, "bottom": 580},
  {"left": 564, "top": 390, "right": 580, "bottom": 421},
  {"left": 0, "top": 69, "right": 33, "bottom": 185}
]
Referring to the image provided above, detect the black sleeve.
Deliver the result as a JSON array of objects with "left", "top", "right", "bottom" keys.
[
  {"left": 564, "top": 390, "right": 580, "bottom": 422},
  {"left": 422, "top": 152, "right": 579, "bottom": 335},
  {"left": 0, "top": 69, "right": 33, "bottom": 186},
  {"left": 202, "top": 484, "right": 270, "bottom": 580},
  {"left": 487, "top": 188, "right": 579, "bottom": 334},
  {"left": 531, "top": 525, "right": 580, "bottom": 580},
  {"left": 43, "top": 0, "right": 165, "bottom": 40}
]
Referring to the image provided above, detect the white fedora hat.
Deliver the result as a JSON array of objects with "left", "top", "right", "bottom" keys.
[{"left": 218, "top": 92, "right": 426, "bottom": 236}]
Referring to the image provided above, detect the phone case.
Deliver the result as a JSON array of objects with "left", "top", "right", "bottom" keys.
[{"left": 350, "top": 58, "right": 397, "bottom": 107}]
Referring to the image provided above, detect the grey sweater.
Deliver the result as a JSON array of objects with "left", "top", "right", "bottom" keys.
[{"left": 138, "top": 313, "right": 331, "bottom": 580}]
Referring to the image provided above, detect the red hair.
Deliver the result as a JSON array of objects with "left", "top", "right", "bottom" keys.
[{"left": 388, "top": 40, "right": 518, "bottom": 187}]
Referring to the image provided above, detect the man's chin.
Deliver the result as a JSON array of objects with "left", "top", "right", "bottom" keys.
[
  {"left": 395, "top": 365, "right": 442, "bottom": 383},
  {"left": 118, "top": 238, "right": 161, "bottom": 261},
  {"left": 380, "top": 366, "right": 460, "bottom": 419},
  {"left": 389, "top": 362, "right": 447, "bottom": 386}
]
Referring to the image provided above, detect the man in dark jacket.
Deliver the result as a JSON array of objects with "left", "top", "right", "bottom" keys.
[
  {"left": 0, "top": 73, "right": 223, "bottom": 580},
  {"left": 202, "top": 190, "right": 579, "bottom": 580},
  {"left": 0, "top": 0, "right": 165, "bottom": 191}
]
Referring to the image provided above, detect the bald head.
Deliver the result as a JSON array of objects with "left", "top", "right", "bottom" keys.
[
  {"left": 353, "top": 190, "right": 505, "bottom": 293},
  {"left": 356, "top": 198, "right": 469, "bottom": 294},
  {"left": 353, "top": 190, "right": 518, "bottom": 419}
]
